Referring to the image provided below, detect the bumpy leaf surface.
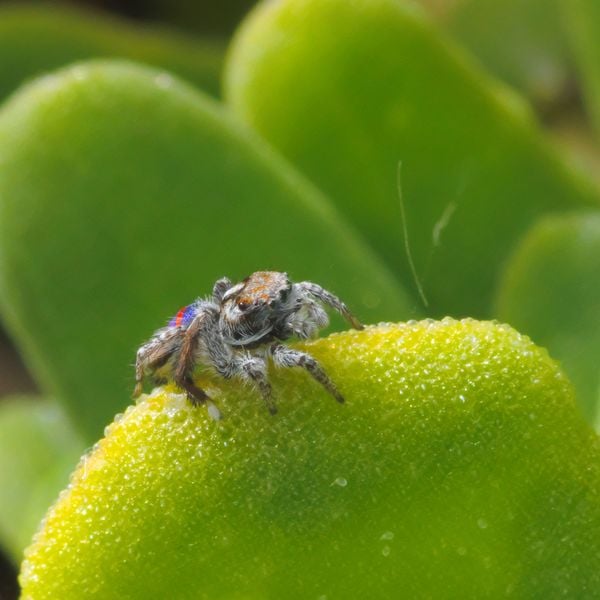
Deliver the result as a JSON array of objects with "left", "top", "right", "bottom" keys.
[{"left": 21, "top": 320, "right": 600, "bottom": 599}]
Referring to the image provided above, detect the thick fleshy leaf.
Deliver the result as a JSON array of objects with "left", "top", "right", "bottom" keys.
[
  {"left": 0, "top": 3, "right": 224, "bottom": 100},
  {"left": 421, "top": 0, "right": 571, "bottom": 110},
  {"left": 224, "top": 0, "right": 599, "bottom": 317},
  {"left": 546, "top": 112, "right": 600, "bottom": 186},
  {"left": 495, "top": 212, "right": 600, "bottom": 423},
  {"left": 20, "top": 320, "right": 600, "bottom": 598},
  {"left": 0, "top": 61, "right": 412, "bottom": 442},
  {"left": 564, "top": 0, "right": 600, "bottom": 138},
  {"left": 0, "top": 397, "right": 83, "bottom": 561}
]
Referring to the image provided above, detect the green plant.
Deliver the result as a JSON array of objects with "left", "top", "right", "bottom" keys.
[
  {"left": 0, "top": 0, "right": 599, "bottom": 597},
  {"left": 20, "top": 321, "right": 600, "bottom": 598}
]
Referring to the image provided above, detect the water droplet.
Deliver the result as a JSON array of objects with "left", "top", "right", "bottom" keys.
[
  {"left": 457, "top": 547, "right": 467, "bottom": 556},
  {"left": 165, "top": 406, "right": 178, "bottom": 418},
  {"left": 381, "top": 546, "right": 391, "bottom": 557},
  {"left": 332, "top": 477, "right": 347, "bottom": 487},
  {"left": 477, "top": 518, "right": 488, "bottom": 529},
  {"left": 380, "top": 531, "right": 394, "bottom": 541}
]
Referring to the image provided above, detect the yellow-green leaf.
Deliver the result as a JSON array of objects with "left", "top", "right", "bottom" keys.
[{"left": 20, "top": 320, "right": 600, "bottom": 598}]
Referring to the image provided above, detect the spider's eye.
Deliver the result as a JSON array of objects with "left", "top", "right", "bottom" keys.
[{"left": 237, "top": 299, "right": 251, "bottom": 312}]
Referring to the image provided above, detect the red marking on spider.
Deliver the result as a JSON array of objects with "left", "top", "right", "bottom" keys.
[{"left": 174, "top": 307, "right": 186, "bottom": 327}]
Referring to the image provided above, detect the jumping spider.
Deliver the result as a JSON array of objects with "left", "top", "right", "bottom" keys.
[{"left": 134, "top": 271, "right": 364, "bottom": 415}]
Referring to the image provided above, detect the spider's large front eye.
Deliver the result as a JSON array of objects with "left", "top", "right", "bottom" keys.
[{"left": 237, "top": 299, "right": 251, "bottom": 312}]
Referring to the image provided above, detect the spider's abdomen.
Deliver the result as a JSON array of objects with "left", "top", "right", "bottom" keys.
[{"left": 168, "top": 304, "right": 198, "bottom": 328}]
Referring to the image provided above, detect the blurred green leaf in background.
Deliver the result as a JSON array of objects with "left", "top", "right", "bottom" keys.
[
  {"left": 496, "top": 212, "right": 600, "bottom": 423},
  {"left": 564, "top": 0, "right": 600, "bottom": 140},
  {"left": 419, "top": 0, "right": 573, "bottom": 112},
  {"left": 0, "top": 397, "right": 83, "bottom": 559},
  {"left": 224, "top": 0, "right": 599, "bottom": 318},
  {"left": 0, "top": 3, "right": 225, "bottom": 100}
]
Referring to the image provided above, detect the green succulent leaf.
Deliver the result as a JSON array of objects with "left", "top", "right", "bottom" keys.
[
  {"left": 0, "top": 397, "right": 84, "bottom": 561},
  {"left": 423, "top": 0, "right": 571, "bottom": 109},
  {"left": 564, "top": 0, "right": 600, "bottom": 139},
  {"left": 224, "top": 0, "right": 599, "bottom": 317},
  {"left": 496, "top": 212, "right": 600, "bottom": 424},
  {"left": 0, "top": 3, "right": 225, "bottom": 101},
  {"left": 20, "top": 320, "right": 600, "bottom": 598},
  {"left": 0, "top": 60, "right": 412, "bottom": 443}
]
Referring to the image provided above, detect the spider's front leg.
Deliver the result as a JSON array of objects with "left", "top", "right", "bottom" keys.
[
  {"left": 271, "top": 344, "right": 345, "bottom": 404},
  {"left": 295, "top": 282, "right": 364, "bottom": 330}
]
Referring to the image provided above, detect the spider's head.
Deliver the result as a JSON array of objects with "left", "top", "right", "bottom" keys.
[{"left": 219, "top": 271, "right": 294, "bottom": 346}]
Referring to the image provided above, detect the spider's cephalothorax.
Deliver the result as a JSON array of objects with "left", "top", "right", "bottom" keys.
[{"left": 133, "top": 271, "right": 364, "bottom": 416}]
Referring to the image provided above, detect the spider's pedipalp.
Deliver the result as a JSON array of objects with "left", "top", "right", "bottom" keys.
[{"left": 212, "top": 277, "right": 233, "bottom": 303}]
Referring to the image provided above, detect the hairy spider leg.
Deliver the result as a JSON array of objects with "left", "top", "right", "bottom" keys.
[
  {"left": 270, "top": 344, "right": 345, "bottom": 404},
  {"left": 210, "top": 341, "right": 276, "bottom": 415},
  {"left": 237, "top": 356, "right": 276, "bottom": 415},
  {"left": 173, "top": 307, "right": 215, "bottom": 406},
  {"left": 134, "top": 327, "right": 184, "bottom": 397},
  {"left": 296, "top": 282, "right": 364, "bottom": 330},
  {"left": 211, "top": 352, "right": 277, "bottom": 415},
  {"left": 177, "top": 306, "right": 278, "bottom": 414}
]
